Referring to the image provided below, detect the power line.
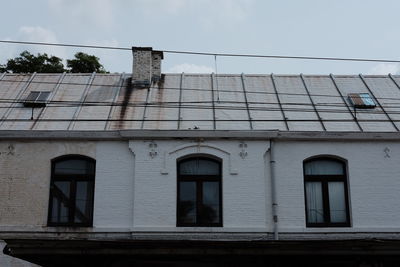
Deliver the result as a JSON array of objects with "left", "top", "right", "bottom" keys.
[
  {"left": 163, "top": 50, "right": 400, "bottom": 63},
  {"left": 1, "top": 40, "right": 400, "bottom": 63},
  {"left": 1, "top": 118, "right": 400, "bottom": 123},
  {"left": 3, "top": 76, "right": 400, "bottom": 102},
  {"left": 0, "top": 97, "right": 393, "bottom": 109},
  {"left": 2, "top": 97, "right": 400, "bottom": 117},
  {"left": 0, "top": 40, "right": 130, "bottom": 51}
]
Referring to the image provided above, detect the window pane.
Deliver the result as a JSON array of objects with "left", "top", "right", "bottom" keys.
[
  {"left": 51, "top": 197, "right": 69, "bottom": 223},
  {"left": 178, "top": 182, "right": 196, "bottom": 224},
  {"left": 180, "top": 159, "right": 219, "bottom": 175},
  {"left": 74, "top": 181, "right": 94, "bottom": 223},
  {"left": 328, "top": 182, "right": 347, "bottom": 223},
  {"left": 201, "top": 182, "right": 220, "bottom": 224},
  {"left": 54, "top": 159, "right": 95, "bottom": 175},
  {"left": 50, "top": 181, "right": 70, "bottom": 223},
  {"left": 305, "top": 160, "right": 344, "bottom": 175},
  {"left": 25, "top": 91, "right": 40, "bottom": 101},
  {"left": 305, "top": 182, "right": 324, "bottom": 223},
  {"left": 37, "top": 91, "right": 50, "bottom": 101}
]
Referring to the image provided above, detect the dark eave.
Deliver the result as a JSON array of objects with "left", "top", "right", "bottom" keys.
[{"left": 0, "top": 130, "right": 399, "bottom": 141}]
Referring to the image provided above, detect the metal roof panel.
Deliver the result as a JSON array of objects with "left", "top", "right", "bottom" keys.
[
  {"left": 0, "top": 73, "right": 399, "bottom": 132},
  {"left": 73, "top": 74, "right": 121, "bottom": 130}
]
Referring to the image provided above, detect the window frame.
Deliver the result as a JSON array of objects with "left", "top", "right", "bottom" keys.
[
  {"left": 47, "top": 155, "right": 96, "bottom": 227},
  {"left": 177, "top": 156, "right": 223, "bottom": 227},
  {"left": 303, "top": 157, "right": 351, "bottom": 228},
  {"left": 23, "top": 91, "right": 51, "bottom": 107}
]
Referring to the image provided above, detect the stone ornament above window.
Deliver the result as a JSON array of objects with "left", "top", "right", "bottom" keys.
[
  {"left": 384, "top": 147, "right": 391, "bottom": 158},
  {"left": 148, "top": 141, "right": 158, "bottom": 158},
  {"left": 239, "top": 142, "right": 248, "bottom": 159}
]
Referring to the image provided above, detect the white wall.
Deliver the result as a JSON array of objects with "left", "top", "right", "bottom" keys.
[
  {"left": 274, "top": 140, "right": 400, "bottom": 232},
  {"left": 127, "top": 140, "right": 270, "bottom": 231},
  {"left": 94, "top": 141, "right": 134, "bottom": 228},
  {"left": 0, "top": 141, "right": 96, "bottom": 227},
  {"left": 1, "top": 139, "right": 400, "bottom": 234}
]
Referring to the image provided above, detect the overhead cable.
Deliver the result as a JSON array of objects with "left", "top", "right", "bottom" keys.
[
  {"left": 4, "top": 77, "right": 400, "bottom": 102},
  {"left": 1, "top": 40, "right": 400, "bottom": 63},
  {"left": 1, "top": 118, "right": 400, "bottom": 123}
]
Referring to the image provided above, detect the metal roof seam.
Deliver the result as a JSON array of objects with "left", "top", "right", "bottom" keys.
[
  {"left": 271, "top": 74, "right": 289, "bottom": 131},
  {"left": 211, "top": 73, "right": 217, "bottom": 130},
  {"left": 241, "top": 73, "right": 253, "bottom": 130},
  {"left": 177, "top": 73, "right": 184, "bottom": 130},
  {"left": 104, "top": 73, "right": 126, "bottom": 130},
  {"left": 67, "top": 72, "right": 96, "bottom": 130},
  {"left": 31, "top": 72, "right": 66, "bottom": 130},
  {"left": 0, "top": 72, "right": 37, "bottom": 128},
  {"left": 329, "top": 74, "right": 363, "bottom": 132},
  {"left": 300, "top": 74, "right": 326, "bottom": 131},
  {"left": 140, "top": 86, "right": 151, "bottom": 130},
  {"left": 359, "top": 74, "right": 399, "bottom": 132}
]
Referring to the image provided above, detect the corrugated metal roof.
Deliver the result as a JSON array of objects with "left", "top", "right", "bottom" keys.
[{"left": 1, "top": 72, "right": 400, "bottom": 132}]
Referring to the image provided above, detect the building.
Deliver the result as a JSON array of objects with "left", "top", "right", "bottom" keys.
[{"left": 1, "top": 47, "right": 400, "bottom": 266}]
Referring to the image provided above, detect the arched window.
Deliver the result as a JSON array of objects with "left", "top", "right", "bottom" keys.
[
  {"left": 304, "top": 157, "right": 350, "bottom": 227},
  {"left": 177, "top": 156, "right": 222, "bottom": 227},
  {"left": 48, "top": 155, "right": 95, "bottom": 226}
]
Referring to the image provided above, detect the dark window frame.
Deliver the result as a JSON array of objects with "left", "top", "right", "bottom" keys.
[
  {"left": 177, "top": 156, "right": 223, "bottom": 227},
  {"left": 303, "top": 157, "right": 351, "bottom": 228},
  {"left": 348, "top": 93, "right": 376, "bottom": 109},
  {"left": 47, "top": 155, "right": 96, "bottom": 227},
  {"left": 23, "top": 91, "right": 51, "bottom": 107}
]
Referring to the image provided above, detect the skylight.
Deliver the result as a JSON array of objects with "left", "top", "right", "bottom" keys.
[
  {"left": 23, "top": 91, "right": 51, "bottom": 107},
  {"left": 348, "top": 93, "right": 376, "bottom": 109}
]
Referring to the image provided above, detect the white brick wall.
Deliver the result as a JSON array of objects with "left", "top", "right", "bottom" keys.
[
  {"left": 0, "top": 141, "right": 95, "bottom": 227},
  {"left": 1, "top": 139, "right": 400, "bottom": 232},
  {"left": 1, "top": 138, "right": 400, "bottom": 265},
  {"left": 274, "top": 140, "right": 400, "bottom": 232},
  {"left": 94, "top": 141, "right": 134, "bottom": 228},
  {"left": 128, "top": 140, "right": 270, "bottom": 230}
]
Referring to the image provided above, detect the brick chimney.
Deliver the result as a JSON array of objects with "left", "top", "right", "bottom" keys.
[{"left": 132, "top": 47, "right": 164, "bottom": 88}]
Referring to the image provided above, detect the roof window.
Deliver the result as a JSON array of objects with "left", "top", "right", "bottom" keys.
[
  {"left": 23, "top": 91, "right": 50, "bottom": 107},
  {"left": 348, "top": 93, "right": 376, "bottom": 109}
]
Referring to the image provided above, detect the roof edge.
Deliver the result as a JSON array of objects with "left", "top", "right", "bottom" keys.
[{"left": 0, "top": 130, "right": 399, "bottom": 141}]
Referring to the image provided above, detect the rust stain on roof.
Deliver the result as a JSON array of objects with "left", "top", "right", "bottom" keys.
[{"left": 115, "top": 78, "right": 133, "bottom": 129}]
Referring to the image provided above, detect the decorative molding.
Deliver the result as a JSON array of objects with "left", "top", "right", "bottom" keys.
[
  {"left": 169, "top": 143, "right": 228, "bottom": 156},
  {"left": 161, "top": 151, "right": 168, "bottom": 175},
  {"left": 239, "top": 142, "right": 248, "bottom": 159},
  {"left": 384, "top": 147, "right": 391, "bottom": 158},
  {"left": 128, "top": 140, "right": 135, "bottom": 155},
  {"left": 148, "top": 141, "right": 158, "bottom": 158},
  {"left": 0, "top": 144, "right": 15, "bottom": 156},
  {"left": 166, "top": 143, "right": 238, "bottom": 175}
]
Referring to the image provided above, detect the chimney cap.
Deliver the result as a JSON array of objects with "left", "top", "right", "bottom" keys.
[{"left": 132, "top": 46, "right": 164, "bottom": 59}]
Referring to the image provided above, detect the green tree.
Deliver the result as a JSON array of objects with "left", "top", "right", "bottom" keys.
[
  {"left": 0, "top": 51, "right": 107, "bottom": 73},
  {"left": 2, "top": 51, "right": 65, "bottom": 73},
  {"left": 67, "top": 52, "right": 106, "bottom": 73}
]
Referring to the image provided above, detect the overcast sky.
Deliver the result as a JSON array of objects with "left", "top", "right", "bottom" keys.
[{"left": 2, "top": 0, "right": 400, "bottom": 75}]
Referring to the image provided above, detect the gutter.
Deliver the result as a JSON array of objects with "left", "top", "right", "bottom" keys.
[
  {"left": 269, "top": 139, "right": 279, "bottom": 240},
  {"left": 0, "top": 130, "right": 399, "bottom": 141}
]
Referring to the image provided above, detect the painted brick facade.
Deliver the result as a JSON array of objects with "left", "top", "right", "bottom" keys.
[{"left": 1, "top": 138, "right": 400, "bottom": 266}]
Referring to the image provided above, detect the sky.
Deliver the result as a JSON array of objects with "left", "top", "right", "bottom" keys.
[{"left": 1, "top": 0, "right": 400, "bottom": 75}]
